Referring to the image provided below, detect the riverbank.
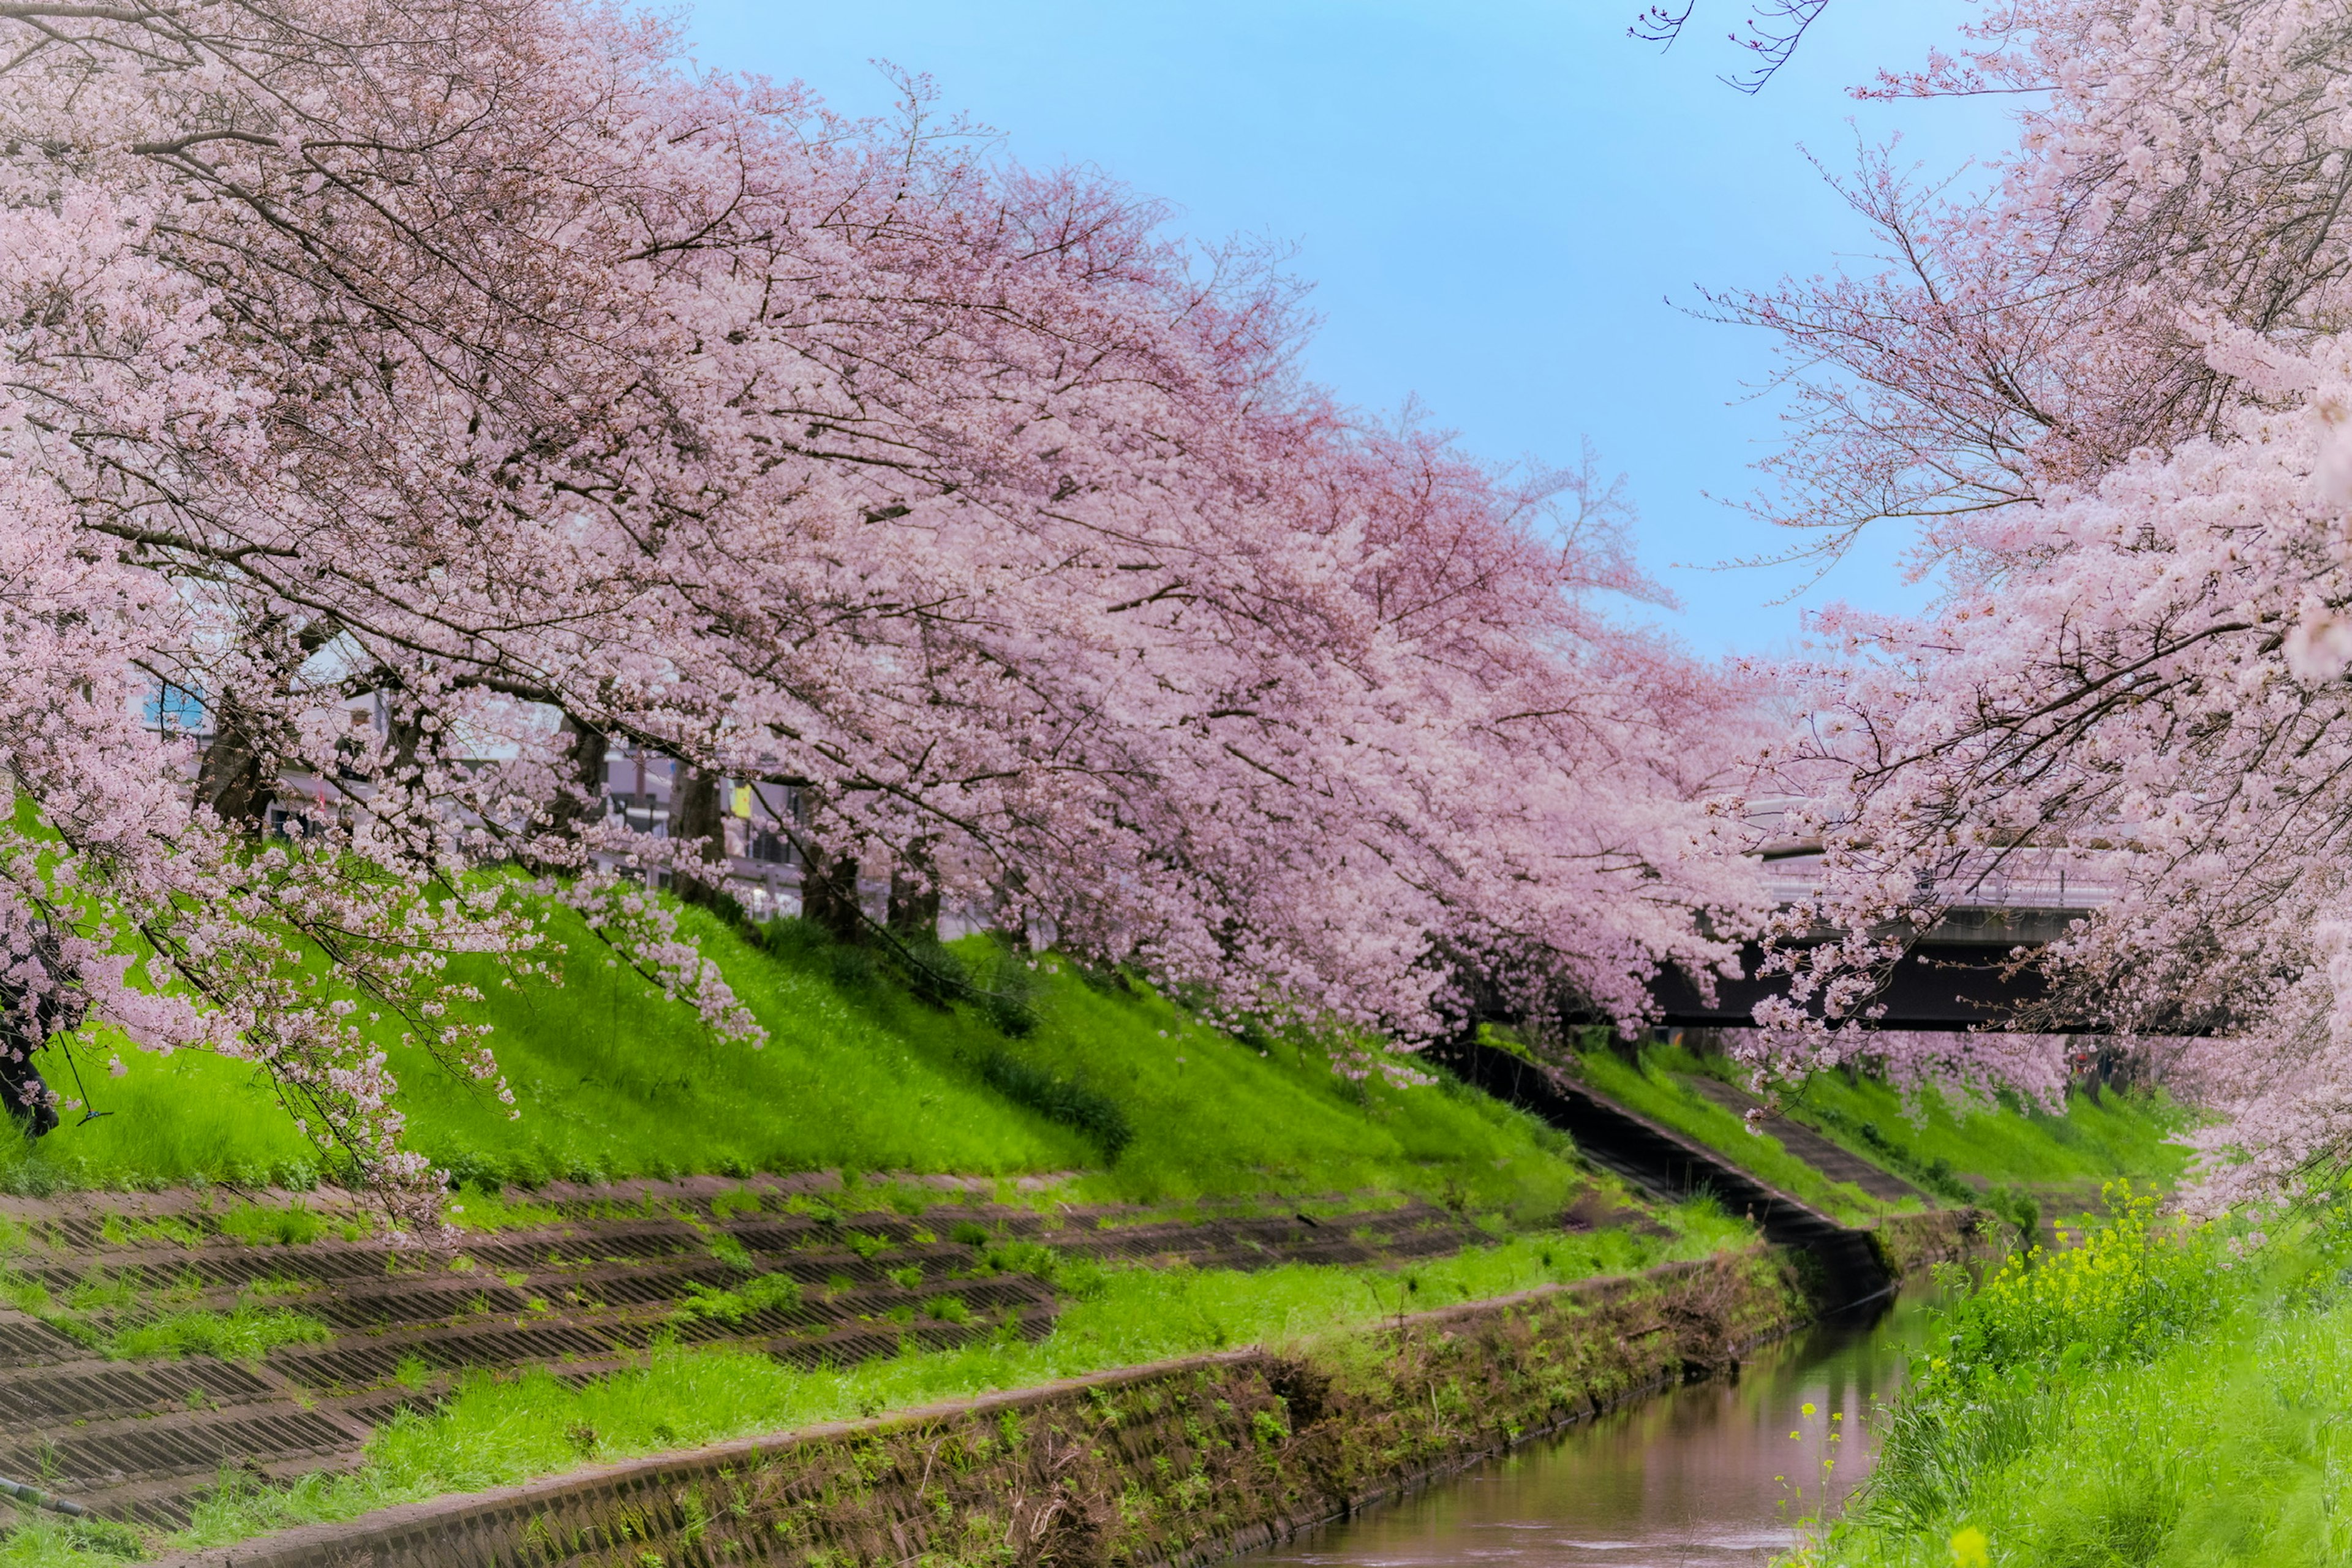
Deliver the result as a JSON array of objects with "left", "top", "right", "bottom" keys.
[
  {"left": 0, "top": 905, "right": 2138, "bottom": 1564},
  {"left": 146, "top": 1213, "right": 1981, "bottom": 1568},
  {"left": 1800, "top": 1186, "right": 2352, "bottom": 1566}
]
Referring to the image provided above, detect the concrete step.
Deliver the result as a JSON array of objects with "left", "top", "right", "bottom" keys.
[
  {"left": 1430, "top": 1038, "right": 1893, "bottom": 1311},
  {"left": 1677, "top": 1075, "right": 1926, "bottom": 1204}
]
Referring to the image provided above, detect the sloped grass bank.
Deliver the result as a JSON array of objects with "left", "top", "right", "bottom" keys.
[
  {"left": 0, "top": 905, "right": 1594, "bottom": 1222},
  {"left": 5, "top": 1219, "right": 1756, "bottom": 1567},
  {"left": 1781, "top": 1064, "right": 2190, "bottom": 1198},
  {"left": 1801, "top": 1188, "right": 2352, "bottom": 1566},
  {"left": 1569, "top": 1044, "right": 1904, "bottom": 1224},
  {"left": 1566, "top": 1039, "right": 2188, "bottom": 1229}
]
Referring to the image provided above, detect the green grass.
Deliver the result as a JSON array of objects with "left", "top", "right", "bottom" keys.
[
  {"left": 0, "top": 1212, "right": 1745, "bottom": 1566},
  {"left": 1782, "top": 1068, "right": 2192, "bottom": 1194},
  {"left": 1564, "top": 1039, "right": 2190, "bottom": 1231},
  {"left": 0, "top": 903, "right": 1599, "bottom": 1223},
  {"left": 0, "top": 1038, "right": 325, "bottom": 1194},
  {"left": 1570, "top": 1045, "right": 1902, "bottom": 1224},
  {"left": 0, "top": 1256, "right": 328, "bottom": 1363},
  {"left": 104, "top": 1303, "right": 331, "bottom": 1362},
  {"left": 1803, "top": 1189, "right": 2352, "bottom": 1567},
  {"left": 669, "top": 1272, "right": 804, "bottom": 1325}
]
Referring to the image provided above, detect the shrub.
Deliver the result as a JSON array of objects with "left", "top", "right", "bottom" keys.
[
  {"left": 1845, "top": 1182, "right": 2230, "bottom": 1549},
  {"left": 1917, "top": 1183, "right": 2214, "bottom": 1393},
  {"left": 973, "top": 1049, "right": 1132, "bottom": 1161}
]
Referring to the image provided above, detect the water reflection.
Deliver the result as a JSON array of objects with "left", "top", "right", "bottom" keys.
[{"left": 1237, "top": 1295, "right": 1933, "bottom": 1568}]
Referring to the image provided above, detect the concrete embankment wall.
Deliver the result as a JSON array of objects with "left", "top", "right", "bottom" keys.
[{"left": 168, "top": 1210, "right": 1988, "bottom": 1568}]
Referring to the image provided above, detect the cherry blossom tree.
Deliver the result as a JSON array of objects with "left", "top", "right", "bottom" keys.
[
  {"left": 0, "top": 0, "right": 1764, "bottom": 1213},
  {"left": 1722, "top": 1, "right": 2352, "bottom": 1202}
]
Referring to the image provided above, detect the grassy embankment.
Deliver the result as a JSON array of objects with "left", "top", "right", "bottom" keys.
[
  {"left": 0, "top": 903, "right": 1604, "bottom": 1223},
  {"left": 1798, "top": 1183, "right": 2352, "bottom": 1567},
  {"left": 0, "top": 902, "right": 1770, "bottom": 1564},
  {"left": 0, "top": 898, "right": 2200, "bottom": 1566},
  {"left": 4, "top": 1215, "right": 1748, "bottom": 1566},
  {"left": 1569, "top": 1038, "right": 2189, "bottom": 1231}
]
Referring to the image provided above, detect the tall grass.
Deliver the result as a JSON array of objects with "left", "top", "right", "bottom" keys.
[{"left": 1801, "top": 1185, "right": 2352, "bottom": 1567}]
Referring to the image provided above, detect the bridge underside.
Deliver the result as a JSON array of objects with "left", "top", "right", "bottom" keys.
[{"left": 1640, "top": 907, "right": 2094, "bottom": 1033}]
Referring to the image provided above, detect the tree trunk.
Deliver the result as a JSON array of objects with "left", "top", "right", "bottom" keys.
[
  {"left": 194, "top": 698, "right": 277, "bottom": 829},
  {"left": 888, "top": 840, "right": 940, "bottom": 942},
  {"left": 801, "top": 846, "right": 864, "bottom": 943},
  {"left": 671, "top": 763, "right": 731, "bottom": 912},
  {"left": 545, "top": 714, "right": 609, "bottom": 837}
]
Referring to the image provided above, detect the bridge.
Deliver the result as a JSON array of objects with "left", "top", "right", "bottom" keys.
[
  {"left": 1644, "top": 834, "right": 2116, "bottom": 1033},
  {"left": 1443, "top": 834, "right": 2127, "bottom": 1311}
]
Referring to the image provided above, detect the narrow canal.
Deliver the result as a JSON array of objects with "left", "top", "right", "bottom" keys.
[{"left": 1237, "top": 1292, "right": 1935, "bottom": 1568}]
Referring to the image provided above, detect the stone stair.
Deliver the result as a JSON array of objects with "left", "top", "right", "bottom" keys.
[
  {"left": 1677, "top": 1074, "right": 1926, "bottom": 1204},
  {"left": 1430, "top": 1038, "right": 1895, "bottom": 1311}
]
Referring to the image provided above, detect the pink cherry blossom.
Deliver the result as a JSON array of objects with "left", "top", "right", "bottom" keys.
[{"left": 0, "top": 0, "right": 1763, "bottom": 1218}]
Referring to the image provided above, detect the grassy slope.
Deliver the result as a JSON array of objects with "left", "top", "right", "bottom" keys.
[
  {"left": 1568, "top": 1041, "right": 2188, "bottom": 1224},
  {"left": 1782, "top": 1066, "right": 2191, "bottom": 1194},
  {"left": 0, "top": 1218, "right": 1744, "bottom": 1566},
  {"left": 0, "top": 905, "right": 1592, "bottom": 1221},
  {"left": 1570, "top": 1045, "right": 1902, "bottom": 1224}
]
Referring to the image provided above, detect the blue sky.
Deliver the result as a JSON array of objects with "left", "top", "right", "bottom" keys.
[{"left": 685, "top": 2, "right": 2013, "bottom": 655}]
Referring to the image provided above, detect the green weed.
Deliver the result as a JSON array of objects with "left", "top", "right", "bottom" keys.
[
  {"left": 105, "top": 1302, "right": 331, "bottom": 1362},
  {"left": 669, "top": 1274, "right": 804, "bottom": 1325},
  {"left": 443, "top": 1188, "right": 564, "bottom": 1232},
  {"left": 96, "top": 1212, "right": 203, "bottom": 1250},
  {"left": 215, "top": 1203, "right": 330, "bottom": 1248}
]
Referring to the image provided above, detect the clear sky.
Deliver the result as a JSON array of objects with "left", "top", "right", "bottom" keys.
[{"left": 684, "top": 1, "right": 2015, "bottom": 656}]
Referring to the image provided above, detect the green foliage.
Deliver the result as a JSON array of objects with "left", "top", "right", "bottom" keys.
[
  {"left": 971, "top": 1047, "right": 1132, "bottom": 1161},
  {"left": 0, "top": 1516, "right": 144, "bottom": 1565},
  {"left": 1910, "top": 1185, "right": 2217, "bottom": 1397},
  {"left": 669, "top": 1273, "right": 804, "bottom": 1325},
  {"left": 214, "top": 1202, "right": 333, "bottom": 1248},
  {"left": 1809, "top": 1188, "right": 2352, "bottom": 1566},
  {"left": 96, "top": 1212, "right": 203, "bottom": 1250},
  {"left": 443, "top": 1188, "right": 565, "bottom": 1232},
  {"left": 104, "top": 1303, "right": 331, "bottom": 1362}
]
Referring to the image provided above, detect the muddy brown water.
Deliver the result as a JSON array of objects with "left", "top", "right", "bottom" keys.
[{"left": 1236, "top": 1292, "right": 1935, "bottom": 1568}]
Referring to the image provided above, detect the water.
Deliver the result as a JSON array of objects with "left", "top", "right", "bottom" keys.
[{"left": 1235, "top": 1295, "right": 1933, "bottom": 1568}]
